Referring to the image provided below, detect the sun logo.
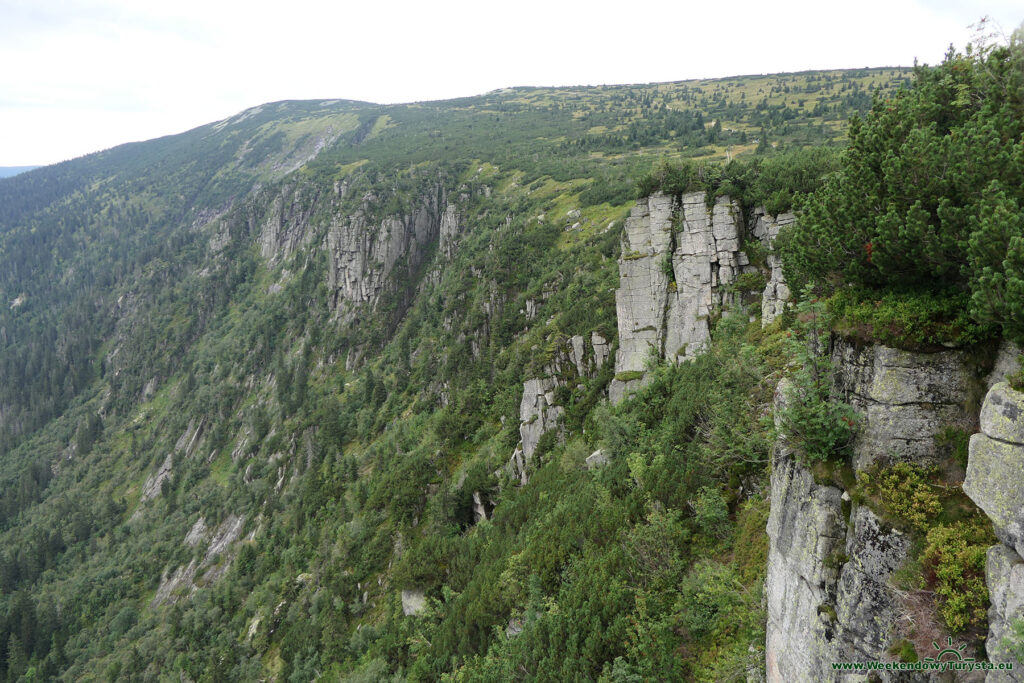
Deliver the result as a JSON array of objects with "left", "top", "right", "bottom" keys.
[{"left": 923, "top": 636, "right": 975, "bottom": 663}]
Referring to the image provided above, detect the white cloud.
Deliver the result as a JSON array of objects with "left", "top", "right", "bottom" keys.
[{"left": 0, "top": 0, "right": 1019, "bottom": 165}]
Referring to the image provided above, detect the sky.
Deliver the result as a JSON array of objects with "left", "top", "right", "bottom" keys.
[{"left": 0, "top": 0, "right": 1021, "bottom": 166}]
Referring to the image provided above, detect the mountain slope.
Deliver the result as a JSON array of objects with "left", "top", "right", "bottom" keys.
[{"left": 0, "top": 69, "right": 911, "bottom": 681}]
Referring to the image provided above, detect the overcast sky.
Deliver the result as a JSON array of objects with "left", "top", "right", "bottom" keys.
[{"left": 0, "top": 0, "right": 1021, "bottom": 166}]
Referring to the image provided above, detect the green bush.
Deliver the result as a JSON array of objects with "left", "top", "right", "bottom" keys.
[
  {"left": 860, "top": 462, "right": 942, "bottom": 533},
  {"left": 827, "top": 288, "right": 995, "bottom": 348},
  {"left": 777, "top": 292, "right": 859, "bottom": 463},
  {"left": 778, "top": 36, "right": 1024, "bottom": 343},
  {"left": 921, "top": 519, "right": 995, "bottom": 633}
]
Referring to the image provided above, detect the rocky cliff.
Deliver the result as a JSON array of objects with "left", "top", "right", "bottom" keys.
[
  {"left": 608, "top": 191, "right": 773, "bottom": 403},
  {"left": 326, "top": 189, "right": 459, "bottom": 321},
  {"left": 507, "top": 332, "right": 609, "bottom": 484},
  {"left": 766, "top": 338, "right": 1024, "bottom": 681}
]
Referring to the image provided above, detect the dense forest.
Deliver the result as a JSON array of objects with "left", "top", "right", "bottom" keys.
[{"left": 0, "top": 34, "right": 1019, "bottom": 682}]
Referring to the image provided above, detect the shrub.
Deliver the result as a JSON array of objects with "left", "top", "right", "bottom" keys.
[
  {"left": 827, "top": 288, "right": 995, "bottom": 348},
  {"left": 777, "top": 291, "right": 859, "bottom": 463},
  {"left": 921, "top": 519, "right": 995, "bottom": 633},
  {"left": 778, "top": 37, "right": 1024, "bottom": 344},
  {"left": 859, "top": 462, "right": 941, "bottom": 533}
]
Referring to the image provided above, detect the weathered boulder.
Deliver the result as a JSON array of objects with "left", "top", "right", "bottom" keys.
[
  {"left": 965, "top": 384, "right": 1024, "bottom": 560},
  {"left": 981, "top": 382, "right": 1024, "bottom": 444},
  {"left": 401, "top": 589, "right": 427, "bottom": 616}
]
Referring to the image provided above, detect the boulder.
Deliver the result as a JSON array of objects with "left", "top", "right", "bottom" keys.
[
  {"left": 401, "top": 589, "right": 427, "bottom": 616},
  {"left": 585, "top": 449, "right": 608, "bottom": 469},
  {"left": 981, "top": 382, "right": 1024, "bottom": 444},
  {"left": 984, "top": 545, "right": 1024, "bottom": 681}
]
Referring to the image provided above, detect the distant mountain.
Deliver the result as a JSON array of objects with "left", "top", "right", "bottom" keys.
[{"left": 0, "top": 165, "right": 39, "bottom": 178}]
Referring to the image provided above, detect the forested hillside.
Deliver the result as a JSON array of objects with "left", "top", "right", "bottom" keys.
[{"left": 6, "top": 53, "right": 1010, "bottom": 681}]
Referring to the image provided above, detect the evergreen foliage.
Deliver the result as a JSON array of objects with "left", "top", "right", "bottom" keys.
[{"left": 778, "top": 32, "right": 1024, "bottom": 343}]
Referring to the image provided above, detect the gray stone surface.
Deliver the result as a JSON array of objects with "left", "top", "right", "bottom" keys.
[
  {"left": 609, "top": 191, "right": 759, "bottom": 403},
  {"left": 965, "top": 384, "right": 1024, "bottom": 560},
  {"left": 184, "top": 517, "right": 208, "bottom": 547},
  {"left": 833, "top": 506, "right": 910, "bottom": 665},
  {"left": 591, "top": 332, "right": 609, "bottom": 369},
  {"left": 981, "top": 382, "right": 1024, "bottom": 444},
  {"left": 401, "top": 589, "right": 427, "bottom": 616},
  {"left": 766, "top": 380, "right": 847, "bottom": 682},
  {"left": 142, "top": 453, "right": 174, "bottom": 501},
  {"left": 765, "top": 446, "right": 846, "bottom": 682},
  {"left": 519, "top": 377, "right": 563, "bottom": 463},
  {"left": 326, "top": 190, "right": 453, "bottom": 320},
  {"left": 833, "top": 341, "right": 978, "bottom": 469},
  {"left": 766, "top": 364, "right": 970, "bottom": 682},
  {"left": 258, "top": 184, "right": 317, "bottom": 263},
  {"left": 985, "top": 544, "right": 1024, "bottom": 681},
  {"left": 585, "top": 449, "right": 608, "bottom": 469},
  {"left": 988, "top": 341, "right": 1023, "bottom": 390},
  {"left": 752, "top": 209, "right": 795, "bottom": 326},
  {"left": 611, "top": 192, "right": 674, "bottom": 388},
  {"left": 472, "top": 491, "right": 487, "bottom": 523}
]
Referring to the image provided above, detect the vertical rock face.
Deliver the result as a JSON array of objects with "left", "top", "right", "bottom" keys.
[
  {"left": 609, "top": 191, "right": 764, "bottom": 403},
  {"left": 984, "top": 545, "right": 1024, "bottom": 681},
  {"left": 832, "top": 506, "right": 911, "bottom": 663},
  {"left": 507, "top": 333, "right": 607, "bottom": 484},
  {"left": 964, "top": 381, "right": 1024, "bottom": 680},
  {"left": 610, "top": 192, "right": 675, "bottom": 403},
  {"left": 258, "top": 184, "right": 320, "bottom": 263},
  {"left": 767, "top": 342, "right": 989, "bottom": 681},
  {"left": 518, "top": 377, "right": 564, "bottom": 464},
  {"left": 326, "top": 190, "right": 457, "bottom": 320},
  {"left": 832, "top": 341, "right": 978, "bottom": 469},
  {"left": 750, "top": 209, "right": 794, "bottom": 326},
  {"left": 766, "top": 381, "right": 847, "bottom": 681}
]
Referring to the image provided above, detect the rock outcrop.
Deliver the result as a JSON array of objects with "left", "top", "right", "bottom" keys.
[
  {"left": 152, "top": 514, "right": 247, "bottom": 607},
  {"left": 750, "top": 208, "right": 794, "bottom": 326},
  {"left": 767, "top": 342, "right": 989, "bottom": 681},
  {"left": 401, "top": 589, "right": 427, "bottom": 616},
  {"left": 765, "top": 380, "right": 847, "bottom": 680},
  {"left": 965, "top": 381, "right": 1024, "bottom": 679},
  {"left": 141, "top": 453, "right": 174, "bottom": 502},
  {"left": 326, "top": 190, "right": 458, "bottom": 321},
  {"left": 832, "top": 342, "right": 977, "bottom": 469},
  {"left": 608, "top": 192, "right": 771, "bottom": 403},
  {"left": 506, "top": 333, "right": 608, "bottom": 484},
  {"left": 258, "top": 183, "right": 319, "bottom": 264},
  {"left": 984, "top": 545, "right": 1024, "bottom": 681}
]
